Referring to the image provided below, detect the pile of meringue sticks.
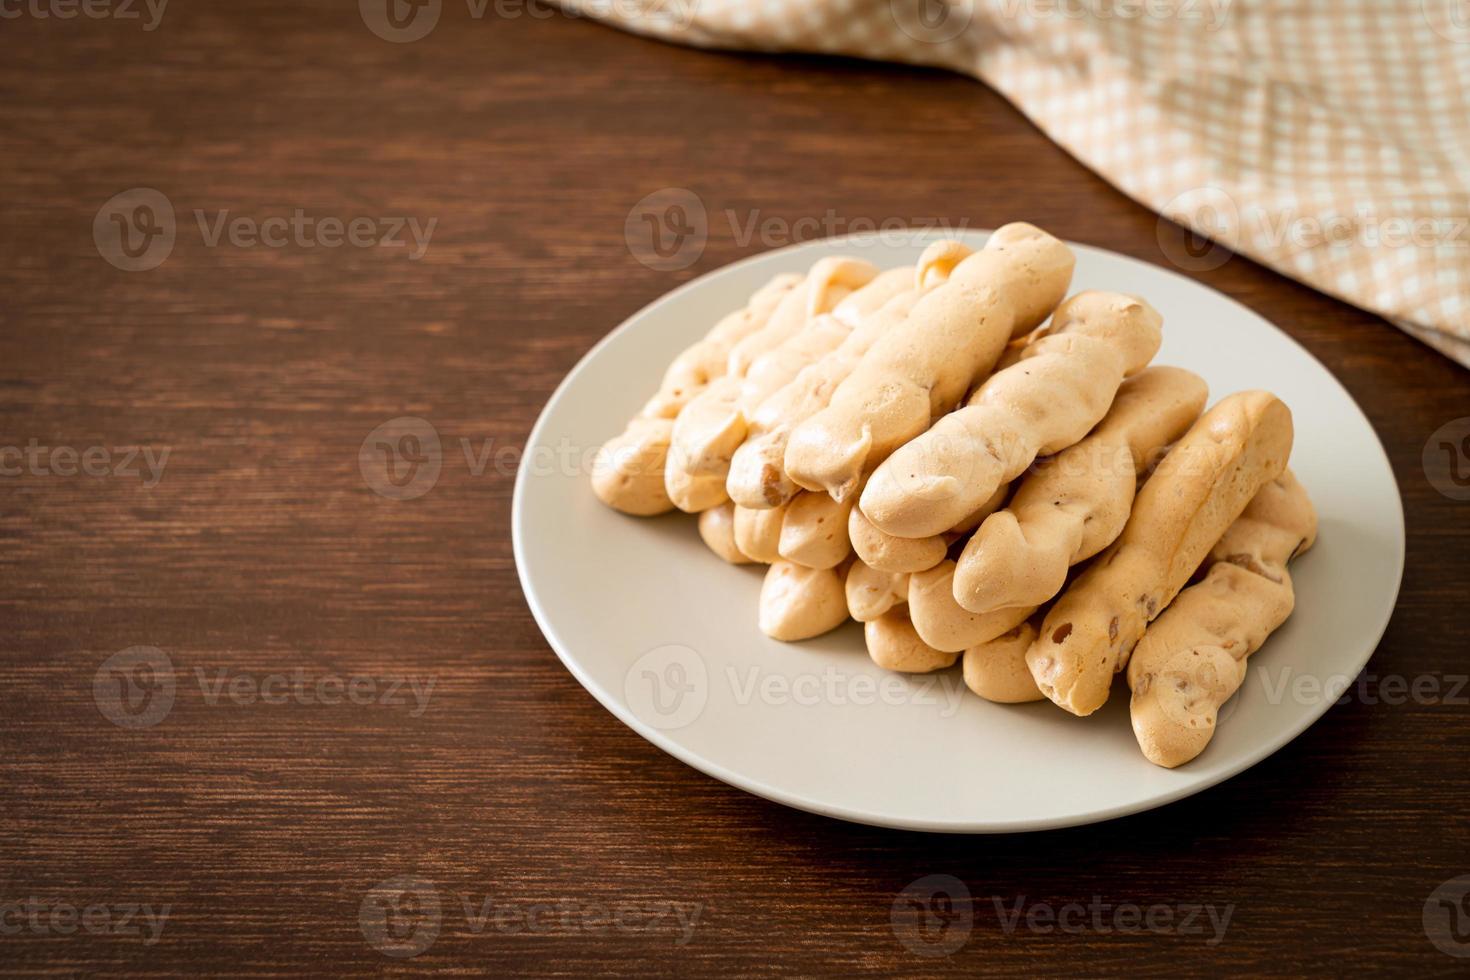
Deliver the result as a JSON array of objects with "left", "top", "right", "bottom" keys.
[{"left": 591, "top": 224, "right": 1316, "bottom": 768}]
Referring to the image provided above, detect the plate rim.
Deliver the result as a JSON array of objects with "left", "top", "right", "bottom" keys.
[{"left": 512, "top": 230, "right": 1406, "bottom": 834}]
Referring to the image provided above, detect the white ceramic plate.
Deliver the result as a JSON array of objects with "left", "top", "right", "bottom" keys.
[{"left": 513, "top": 231, "right": 1404, "bottom": 833}]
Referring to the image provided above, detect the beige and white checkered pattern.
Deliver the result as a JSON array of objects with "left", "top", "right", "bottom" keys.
[{"left": 567, "top": 0, "right": 1470, "bottom": 367}]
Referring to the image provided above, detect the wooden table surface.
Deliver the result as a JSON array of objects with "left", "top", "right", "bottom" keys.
[{"left": 3, "top": 3, "right": 1469, "bottom": 975}]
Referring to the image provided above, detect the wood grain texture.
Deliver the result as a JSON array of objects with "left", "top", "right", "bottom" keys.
[{"left": 2, "top": 2, "right": 1468, "bottom": 975}]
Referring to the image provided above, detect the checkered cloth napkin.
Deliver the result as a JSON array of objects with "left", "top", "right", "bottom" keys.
[{"left": 565, "top": 0, "right": 1470, "bottom": 367}]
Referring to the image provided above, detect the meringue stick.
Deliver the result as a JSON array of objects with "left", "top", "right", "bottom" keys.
[
  {"left": 1026, "top": 390, "right": 1295, "bottom": 717},
  {"left": 591, "top": 273, "right": 800, "bottom": 515},
  {"left": 785, "top": 224, "right": 1075, "bottom": 503},
  {"left": 849, "top": 505, "right": 946, "bottom": 575},
  {"left": 727, "top": 258, "right": 869, "bottom": 377},
  {"left": 740, "top": 263, "right": 909, "bottom": 408},
  {"left": 845, "top": 559, "right": 908, "bottom": 622},
  {"left": 697, "top": 501, "right": 753, "bottom": 565},
  {"left": 865, "top": 606, "right": 958, "bottom": 673},
  {"left": 907, "top": 559, "right": 1034, "bottom": 653},
  {"left": 667, "top": 257, "right": 882, "bottom": 512},
  {"left": 1128, "top": 471, "right": 1316, "bottom": 768},
  {"left": 646, "top": 273, "right": 804, "bottom": 420},
  {"left": 952, "top": 366, "right": 1208, "bottom": 614},
  {"left": 777, "top": 490, "right": 854, "bottom": 570},
  {"left": 962, "top": 616, "right": 1045, "bottom": 704},
  {"left": 862, "top": 290, "right": 1164, "bottom": 538},
  {"left": 783, "top": 471, "right": 1007, "bottom": 574},
  {"left": 733, "top": 501, "right": 789, "bottom": 564},
  {"left": 727, "top": 240, "right": 975, "bottom": 510},
  {"left": 850, "top": 482, "right": 1008, "bottom": 575},
  {"left": 590, "top": 418, "right": 679, "bottom": 517},
  {"left": 759, "top": 559, "right": 849, "bottom": 641}
]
